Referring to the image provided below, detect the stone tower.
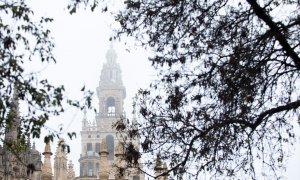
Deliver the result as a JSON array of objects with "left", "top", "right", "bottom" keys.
[
  {"left": 41, "top": 142, "right": 53, "bottom": 180},
  {"left": 77, "top": 44, "right": 144, "bottom": 180}
]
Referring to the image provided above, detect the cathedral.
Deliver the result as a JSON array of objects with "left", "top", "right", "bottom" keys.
[
  {"left": 0, "top": 89, "right": 75, "bottom": 180},
  {"left": 0, "top": 93, "right": 43, "bottom": 180},
  {"left": 0, "top": 44, "right": 167, "bottom": 180}
]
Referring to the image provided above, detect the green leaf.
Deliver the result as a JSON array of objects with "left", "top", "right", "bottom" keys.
[{"left": 69, "top": 7, "right": 76, "bottom": 14}]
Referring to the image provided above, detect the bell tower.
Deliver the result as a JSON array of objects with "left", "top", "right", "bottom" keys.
[
  {"left": 78, "top": 43, "right": 144, "bottom": 180},
  {"left": 96, "top": 43, "right": 126, "bottom": 119}
]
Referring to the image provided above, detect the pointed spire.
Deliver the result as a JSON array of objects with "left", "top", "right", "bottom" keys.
[
  {"left": 82, "top": 109, "right": 88, "bottom": 128},
  {"left": 99, "top": 41, "right": 124, "bottom": 86},
  {"left": 4, "top": 87, "right": 20, "bottom": 143},
  {"left": 32, "top": 142, "right": 36, "bottom": 150},
  {"left": 155, "top": 154, "right": 162, "bottom": 170},
  {"left": 105, "top": 41, "right": 118, "bottom": 64},
  {"left": 55, "top": 138, "right": 68, "bottom": 158},
  {"left": 54, "top": 138, "right": 68, "bottom": 180},
  {"left": 42, "top": 142, "right": 53, "bottom": 180}
]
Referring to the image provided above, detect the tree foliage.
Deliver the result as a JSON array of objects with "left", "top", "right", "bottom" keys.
[
  {"left": 0, "top": 0, "right": 92, "bottom": 153},
  {"left": 67, "top": 0, "right": 300, "bottom": 179},
  {"left": 110, "top": 0, "right": 300, "bottom": 179}
]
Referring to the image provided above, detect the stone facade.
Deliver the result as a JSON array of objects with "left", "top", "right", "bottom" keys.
[{"left": 0, "top": 92, "right": 42, "bottom": 180}]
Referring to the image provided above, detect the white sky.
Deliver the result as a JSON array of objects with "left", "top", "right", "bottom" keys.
[{"left": 25, "top": 0, "right": 300, "bottom": 179}]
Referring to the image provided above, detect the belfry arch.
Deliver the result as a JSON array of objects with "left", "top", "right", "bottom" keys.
[{"left": 106, "top": 97, "right": 116, "bottom": 116}]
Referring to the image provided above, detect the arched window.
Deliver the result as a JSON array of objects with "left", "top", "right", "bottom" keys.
[
  {"left": 106, "top": 135, "right": 114, "bottom": 160},
  {"left": 88, "top": 162, "right": 93, "bottom": 176},
  {"left": 133, "top": 176, "right": 140, "bottom": 180},
  {"left": 81, "top": 162, "right": 86, "bottom": 176},
  {"left": 106, "top": 97, "right": 116, "bottom": 116}
]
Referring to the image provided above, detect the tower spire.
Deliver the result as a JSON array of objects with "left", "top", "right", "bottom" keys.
[
  {"left": 42, "top": 139, "right": 74, "bottom": 180},
  {"left": 82, "top": 108, "right": 88, "bottom": 129},
  {"left": 54, "top": 138, "right": 68, "bottom": 180},
  {"left": 99, "top": 42, "right": 124, "bottom": 86},
  {"left": 97, "top": 43, "right": 126, "bottom": 118},
  {"left": 105, "top": 41, "right": 118, "bottom": 64},
  {"left": 4, "top": 87, "right": 21, "bottom": 145}
]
